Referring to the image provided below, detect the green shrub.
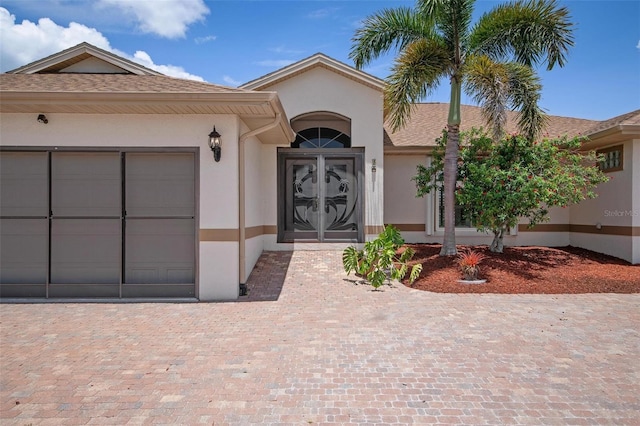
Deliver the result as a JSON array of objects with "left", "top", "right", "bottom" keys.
[{"left": 343, "top": 225, "right": 422, "bottom": 289}]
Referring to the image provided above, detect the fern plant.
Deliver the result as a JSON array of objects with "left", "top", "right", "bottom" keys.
[{"left": 343, "top": 225, "right": 422, "bottom": 289}]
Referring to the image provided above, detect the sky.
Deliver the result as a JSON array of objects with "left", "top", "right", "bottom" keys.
[{"left": 0, "top": 0, "right": 638, "bottom": 121}]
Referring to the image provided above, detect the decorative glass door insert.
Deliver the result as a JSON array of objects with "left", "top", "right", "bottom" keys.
[{"left": 279, "top": 150, "right": 363, "bottom": 242}]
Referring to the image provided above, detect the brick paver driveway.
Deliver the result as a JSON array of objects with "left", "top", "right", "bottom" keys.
[{"left": 1, "top": 251, "right": 639, "bottom": 425}]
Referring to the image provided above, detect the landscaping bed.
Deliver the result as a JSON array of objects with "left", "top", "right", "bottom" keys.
[{"left": 405, "top": 245, "right": 640, "bottom": 294}]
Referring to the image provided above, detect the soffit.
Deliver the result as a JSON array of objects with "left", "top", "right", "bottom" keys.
[{"left": 0, "top": 75, "right": 295, "bottom": 144}]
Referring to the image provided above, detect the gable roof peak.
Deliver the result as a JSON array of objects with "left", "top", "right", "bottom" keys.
[
  {"left": 240, "top": 52, "right": 385, "bottom": 92},
  {"left": 7, "top": 42, "right": 163, "bottom": 76}
]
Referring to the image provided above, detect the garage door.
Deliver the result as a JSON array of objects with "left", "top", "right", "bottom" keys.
[{"left": 0, "top": 150, "right": 196, "bottom": 299}]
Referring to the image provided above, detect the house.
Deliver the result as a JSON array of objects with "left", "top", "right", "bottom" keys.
[{"left": 1, "top": 43, "right": 637, "bottom": 300}]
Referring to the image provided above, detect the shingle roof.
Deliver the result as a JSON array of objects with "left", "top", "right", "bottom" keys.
[
  {"left": 0, "top": 73, "right": 248, "bottom": 94},
  {"left": 383, "top": 103, "right": 599, "bottom": 147},
  {"left": 584, "top": 109, "right": 640, "bottom": 135}
]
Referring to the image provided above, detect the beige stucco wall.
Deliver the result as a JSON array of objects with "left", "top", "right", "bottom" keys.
[
  {"left": 258, "top": 66, "right": 385, "bottom": 244},
  {"left": 384, "top": 155, "right": 425, "bottom": 225},
  {"left": 0, "top": 112, "right": 242, "bottom": 300},
  {"left": 243, "top": 128, "right": 266, "bottom": 281},
  {"left": 569, "top": 139, "right": 639, "bottom": 263}
]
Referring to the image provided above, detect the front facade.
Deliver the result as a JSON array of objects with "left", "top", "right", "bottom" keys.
[{"left": 1, "top": 44, "right": 637, "bottom": 301}]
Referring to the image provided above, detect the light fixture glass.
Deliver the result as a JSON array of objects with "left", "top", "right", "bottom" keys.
[{"left": 208, "top": 126, "right": 221, "bottom": 162}]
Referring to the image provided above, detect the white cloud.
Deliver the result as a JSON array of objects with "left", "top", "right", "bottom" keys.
[
  {"left": 637, "top": 40, "right": 640, "bottom": 49},
  {"left": 256, "top": 59, "right": 296, "bottom": 68},
  {"left": 98, "top": 0, "right": 209, "bottom": 39},
  {"left": 194, "top": 34, "right": 217, "bottom": 44},
  {"left": 131, "top": 50, "right": 204, "bottom": 81},
  {"left": 307, "top": 7, "right": 340, "bottom": 19},
  {"left": 269, "top": 45, "right": 303, "bottom": 55},
  {"left": 222, "top": 75, "right": 241, "bottom": 86},
  {"left": 0, "top": 7, "right": 203, "bottom": 81},
  {"left": 0, "top": 7, "right": 111, "bottom": 71}
]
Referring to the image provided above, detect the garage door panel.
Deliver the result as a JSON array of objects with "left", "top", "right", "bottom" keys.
[
  {"left": 1, "top": 149, "right": 197, "bottom": 299},
  {"left": 52, "top": 152, "right": 121, "bottom": 217},
  {"left": 51, "top": 219, "right": 121, "bottom": 284},
  {"left": 0, "top": 219, "right": 48, "bottom": 284},
  {"left": 125, "top": 153, "right": 194, "bottom": 217},
  {"left": 125, "top": 218, "right": 195, "bottom": 284},
  {"left": 0, "top": 152, "right": 48, "bottom": 217}
]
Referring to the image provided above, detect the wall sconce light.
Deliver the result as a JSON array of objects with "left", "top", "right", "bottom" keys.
[
  {"left": 208, "top": 126, "right": 222, "bottom": 162},
  {"left": 37, "top": 114, "right": 48, "bottom": 124},
  {"left": 371, "top": 159, "right": 377, "bottom": 173}
]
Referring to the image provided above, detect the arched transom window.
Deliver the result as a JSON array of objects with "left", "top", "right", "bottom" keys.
[
  {"left": 292, "top": 127, "right": 351, "bottom": 148},
  {"left": 290, "top": 112, "right": 351, "bottom": 149}
]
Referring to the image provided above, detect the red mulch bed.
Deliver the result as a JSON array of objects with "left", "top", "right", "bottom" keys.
[{"left": 404, "top": 245, "right": 640, "bottom": 294}]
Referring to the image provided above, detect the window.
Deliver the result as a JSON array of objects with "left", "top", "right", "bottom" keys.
[
  {"left": 292, "top": 127, "right": 351, "bottom": 149},
  {"left": 437, "top": 187, "right": 472, "bottom": 228},
  {"left": 597, "top": 145, "right": 623, "bottom": 172}
]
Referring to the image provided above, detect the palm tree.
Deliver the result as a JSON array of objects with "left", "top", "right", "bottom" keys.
[{"left": 350, "top": 0, "right": 573, "bottom": 255}]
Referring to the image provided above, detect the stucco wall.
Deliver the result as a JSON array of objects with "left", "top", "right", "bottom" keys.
[
  {"left": 0, "top": 112, "right": 241, "bottom": 300},
  {"left": 243, "top": 129, "right": 266, "bottom": 281},
  {"left": 569, "top": 139, "right": 637, "bottom": 263},
  {"left": 384, "top": 155, "right": 425, "bottom": 226},
  {"left": 260, "top": 67, "right": 385, "bottom": 241},
  {"left": 633, "top": 140, "right": 639, "bottom": 264}
]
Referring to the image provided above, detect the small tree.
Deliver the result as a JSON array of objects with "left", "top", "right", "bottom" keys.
[{"left": 415, "top": 130, "right": 609, "bottom": 252}]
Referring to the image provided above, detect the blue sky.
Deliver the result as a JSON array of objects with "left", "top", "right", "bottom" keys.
[{"left": 1, "top": 0, "right": 638, "bottom": 120}]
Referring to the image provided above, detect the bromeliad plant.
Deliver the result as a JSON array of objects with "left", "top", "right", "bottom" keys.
[
  {"left": 456, "top": 249, "right": 487, "bottom": 281},
  {"left": 343, "top": 225, "right": 422, "bottom": 289}
]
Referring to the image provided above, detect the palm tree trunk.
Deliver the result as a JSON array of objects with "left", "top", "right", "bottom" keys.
[{"left": 440, "top": 78, "right": 461, "bottom": 256}]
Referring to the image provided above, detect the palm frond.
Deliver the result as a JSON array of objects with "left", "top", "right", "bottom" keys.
[
  {"left": 349, "top": 7, "right": 435, "bottom": 69},
  {"left": 469, "top": 0, "right": 574, "bottom": 70},
  {"left": 464, "top": 56, "right": 547, "bottom": 141},
  {"left": 434, "top": 0, "right": 475, "bottom": 59},
  {"left": 384, "top": 38, "right": 450, "bottom": 131},
  {"left": 464, "top": 55, "right": 509, "bottom": 140},
  {"left": 503, "top": 62, "right": 548, "bottom": 140}
]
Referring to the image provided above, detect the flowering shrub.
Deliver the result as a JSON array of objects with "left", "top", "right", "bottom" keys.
[
  {"left": 456, "top": 249, "right": 486, "bottom": 280},
  {"left": 415, "top": 130, "right": 609, "bottom": 252}
]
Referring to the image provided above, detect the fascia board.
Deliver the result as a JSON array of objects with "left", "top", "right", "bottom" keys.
[
  {"left": 0, "top": 90, "right": 276, "bottom": 104},
  {"left": 9, "top": 44, "right": 162, "bottom": 76}
]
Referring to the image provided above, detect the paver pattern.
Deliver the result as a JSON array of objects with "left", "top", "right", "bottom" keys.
[{"left": 1, "top": 250, "right": 639, "bottom": 425}]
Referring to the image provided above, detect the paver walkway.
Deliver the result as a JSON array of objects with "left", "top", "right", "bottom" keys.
[{"left": 1, "top": 250, "right": 639, "bottom": 425}]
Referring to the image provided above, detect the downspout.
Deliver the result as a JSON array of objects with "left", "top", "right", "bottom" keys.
[{"left": 237, "top": 112, "right": 283, "bottom": 295}]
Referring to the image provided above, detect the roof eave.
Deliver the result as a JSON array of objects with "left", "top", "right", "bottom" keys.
[
  {"left": 0, "top": 90, "right": 295, "bottom": 144},
  {"left": 581, "top": 124, "right": 640, "bottom": 150}
]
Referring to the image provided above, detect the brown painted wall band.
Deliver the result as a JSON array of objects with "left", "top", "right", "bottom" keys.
[
  {"left": 199, "top": 229, "right": 239, "bottom": 242},
  {"left": 200, "top": 224, "right": 640, "bottom": 241},
  {"left": 519, "top": 224, "right": 639, "bottom": 236}
]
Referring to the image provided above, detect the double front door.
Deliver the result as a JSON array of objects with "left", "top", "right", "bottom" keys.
[{"left": 278, "top": 149, "right": 364, "bottom": 242}]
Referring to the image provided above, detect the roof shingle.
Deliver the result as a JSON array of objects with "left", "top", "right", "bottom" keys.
[
  {"left": 0, "top": 73, "right": 249, "bottom": 94},
  {"left": 384, "top": 103, "right": 599, "bottom": 147}
]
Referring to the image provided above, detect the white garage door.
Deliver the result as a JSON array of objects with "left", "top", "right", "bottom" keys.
[{"left": 0, "top": 150, "right": 196, "bottom": 299}]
